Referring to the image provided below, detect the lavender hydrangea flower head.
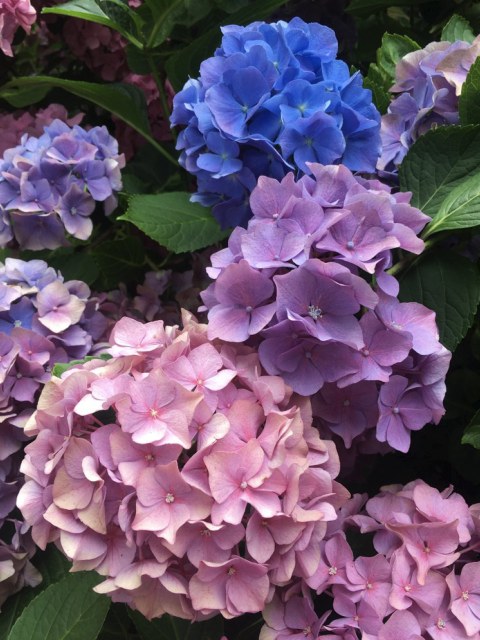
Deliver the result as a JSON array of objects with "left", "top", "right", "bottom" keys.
[
  {"left": 170, "top": 18, "right": 381, "bottom": 228},
  {"left": 0, "top": 119, "right": 125, "bottom": 249},
  {"left": 201, "top": 163, "right": 450, "bottom": 453},
  {"left": 378, "top": 37, "right": 480, "bottom": 174},
  {"left": 18, "top": 313, "right": 349, "bottom": 620}
]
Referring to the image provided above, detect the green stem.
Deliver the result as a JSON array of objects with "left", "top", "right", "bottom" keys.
[{"left": 387, "top": 239, "right": 434, "bottom": 277}]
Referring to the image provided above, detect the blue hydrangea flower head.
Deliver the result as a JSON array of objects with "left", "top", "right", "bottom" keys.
[{"left": 171, "top": 18, "right": 381, "bottom": 228}]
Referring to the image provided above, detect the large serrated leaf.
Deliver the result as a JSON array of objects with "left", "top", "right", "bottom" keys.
[
  {"left": 376, "top": 33, "right": 420, "bottom": 85},
  {"left": 0, "top": 77, "right": 151, "bottom": 142},
  {"left": 399, "top": 252, "right": 480, "bottom": 351},
  {"left": 145, "top": 0, "right": 214, "bottom": 48},
  {"left": 119, "top": 192, "right": 228, "bottom": 253},
  {"left": 7, "top": 572, "right": 110, "bottom": 640},
  {"left": 399, "top": 124, "right": 480, "bottom": 218},
  {"left": 91, "top": 236, "right": 146, "bottom": 288},
  {"left": 441, "top": 14, "right": 475, "bottom": 44},
  {"left": 459, "top": 57, "right": 480, "bottom": 126}
]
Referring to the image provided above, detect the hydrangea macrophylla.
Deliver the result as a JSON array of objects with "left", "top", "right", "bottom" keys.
[
  {"left": 0, "top": 0, "right": 36, "bottom": 56},
  {"left": 378, "top": 36, "right": 480, "bottom": 174},
  {"left": 18, "top": 313, "right": 349, "bottom": 620},
  {"left": 201, "top": 162, "right": 450, "bottom": 453},
  {"left": 0, "top": 119, "right": 125, "bottom": 249},
  {"left": 170, "top": 18, "right": 381, "bottom": 228},
  {"left": 259, "top": 479, "right": 480, "bottom": 639}
]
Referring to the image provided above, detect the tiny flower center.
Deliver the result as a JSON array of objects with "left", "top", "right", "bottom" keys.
[
  {"left": 14, "top": 320, "right": 22, "bottom": 327},
  {"left": 240, "top": 481, "right": 248, "bottom": 490},
  {"left": 343, "top": 400, "right": 350, "bottom": 407},
  {"left": 437, "top": 618, "right": 446, "bottom": 630},
  {"left": 362, "top": 348, "right": 370, "bottom": 357},
  {"left": 227, "top": 566, "right": 236, "bottom": 576},
  {"left": 165, "top": 493, "right": 175, "bottom": 504},
  {"left": 302, "top": 626, "right": 311, "bottom": 637},
  {"left": 424, "top": 544, "right": 430, "bottom": 553},
  {"left": 346, "top": 240, "right": 355, "bottom": 250},
  {"left": 308, "top": 304, "right": 323, "bottom": 320},
  {"left": 305, "top": 351, "right": 312, "bottom": 360},
  {"left": 144, "top": 453, "right": 155, "bottom": 462},
  {"left": 245, "top": 305, "right": 253, "bottom": 313},
  {"left": 149, "top": 408, "right": 159, "bottom": 418},
  {"left": 196, "top": 378, "right": 203, "bottom": 386},
  {"left": 328, "top": 566, "right": 337, "bottom": 576},
  {"left": 200, "top": 528, "right": 211, "bottom": 537},
  {"left": 392, "top": 406, "right": 400, "bottom": 414},
  {"left": 462, "top": 590, "right": 469, "bottom": 601},
  {"left": 366, "top": 581, "right": 373, "bottom": 589},
  {"left": 71, "top": 207, "right": 77, "bottom": 215},
  {"left": 404, "top": 584, "right": 412, "bottom": 592}
]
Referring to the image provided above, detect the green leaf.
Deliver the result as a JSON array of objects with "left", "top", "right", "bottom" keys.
[
  {"left": 424, "top": 172, "right": 480, "bottom": 237},
  {"left": 52, "top": 353, "right": 112, "bottom": 378},
  {"left": 0, "top": 547, "right": 70, "bottom": 640},
  {"left": 7, "top": 572, "right": 109, "bottom": 640},
  {"left": 460, "top": 57, "right": 480, "bottom": 126},
  {"left": 441, "top": 14, "right": 475, "bottom": 44},
  {"left": 49, "top": 251, "right": 100, "bottom": 286},
  {"left": 42, "top": 0, "right": 143, "bottom": 46},
  {"left": 362, "top": 76, "right": 390, "bottom": 113},
  {"left": 462, "top": 409, "right": 480, "bottom": 449},
  {"left": 0, "top": 76, "right": 151, "bottom": 140},
  {"left": 145, "top": 0, "right": 214, "bottom": 48},
  {"left": 376, "top": 33, "right": 420, "bottom": 85},
  {"left": 91, "top": 236, "right": 146, "bottom": 288},
  {"left": 399, "top": 124, "right": 480, "bottom": 217},
  {"left": 119, "top": 192, "right": 228, "bottom": 253},
  {"left": 165, "top": 0, "right": 290, "bottom": 91},
  {"left": 399, "top": 252, "right": 480, "bottom": 351}
]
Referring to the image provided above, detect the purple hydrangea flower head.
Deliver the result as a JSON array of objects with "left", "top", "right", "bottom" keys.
[
  {"left": 171, "top": 18, "right": 381, "bottom": 228},
  {"left": 378, "top": 37, "right": 480, "bottom": 175},
  {"left": 201, "top": 163, "right": 449, "bottom": 452},
  {"left": 0, "top": 120, "right": 125, "bottom": 250}
]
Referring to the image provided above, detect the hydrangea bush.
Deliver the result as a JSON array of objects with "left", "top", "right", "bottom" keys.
[{"left": 1, "top": 2, "right": 480, "bottom": 639}]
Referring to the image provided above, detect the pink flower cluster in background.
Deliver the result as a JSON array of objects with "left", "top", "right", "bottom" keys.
[
  {"left": 18, "top": 313, "right": 349, "bottom": 620},
  {"left": 0, "top": 103, "right": 83, "bottom": 157},
  {"left": 201, "top": 163, "right": 450, "bottom": 453},
  {"left": 0, "top": 0, "right": 35, "bottom": 56},
  {"left": 260, "top": 480, "right": 480, "bottom": 639}
]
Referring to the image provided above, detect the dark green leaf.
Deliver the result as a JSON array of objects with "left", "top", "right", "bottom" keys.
[
  {"left": 165, "top": 0, "right": 290, "bottom": 91},
  {"left": 7, "top": 572, "right": 109, "bottom": 640},
  {"left": 376, "top": 33, "right": 420, "bottom": 85},
  {"left": 91, "top": 236, "right": 146, "bottom": 288},
  {"left": 0, "top": 77, "right": 151, "bottom": 143},
  {"left": 363, "top": 76, "right": 390, "bottom": 113},
  {"left": 441, "top": 14, "right": 475, "bottom": 43},
  {"left": 52, "top": 353, "right": 112, "bottom": 378},
  {"left": 462, "top": 409, "right": 480, "bottom": 449},
  {"left": 399, "top": 252, "right": 480, "bottom": 351},
  {"left": 48, "top": 252, "right": 100, "bottom": 286},
  {"left": 0, "top": 547, "right": 70, "bottom": 640},
  {"left": 399, "top": 124, "right": 480, "bottom": 217},
  {"left": 424, "top": 172, "right": 480, "bottom": 237},
  {"left": 42, "top": 0, "right": 143, "bottom": 46},
  {"left": 119, "top": 192, "right": 228, "bottom": 253},
  {"left": 145, "top": 0, "right": 215, "bottom": 48},
  {"left": 460, "top": 57, "right": 480, "bottom": 126},
  {"left": 128, "top": 611, "right": 224, "bottom": 640}
]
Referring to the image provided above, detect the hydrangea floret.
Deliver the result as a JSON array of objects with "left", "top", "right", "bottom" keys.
[
  {"left": 378, "top": 36, "right": 480, "bottom": 174},
  {"left": 260, "top": 480, "right": 480, "bottom": 639},
  {"left": 0, "top": 119, "right": 125, "bottom": 249},
  {"left": 18, "top": 313, "right": 349, "bottom": 620},
  {"left": 0, "top": 0, "right": 36, "bottom": 57},
  {"left": 170, "top": 18, "right": 381, "bottom": 228},
  {"left": 201, "top": 162, "right": 450, "bottom": 453}
]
